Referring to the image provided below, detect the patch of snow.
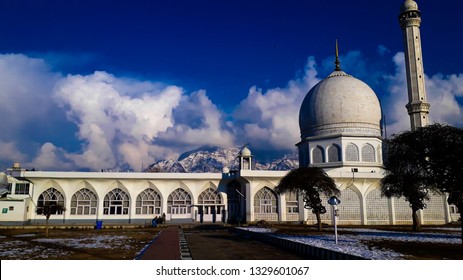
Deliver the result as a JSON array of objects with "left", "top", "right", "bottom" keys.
[
  {"left": 426, "top": 227, "right": 461, "bottom": 232},
  {"left": 339, "top": 228, "right": 461, "bottom": 244},
  {"left": 0, "top": 230, "right": 154, "bottom": 260},
  {"left": 13, "top": 234, "right": 38, "bottom": 237},
  {"left": 238, "top": 227, "right": 275, "bottom": 233},
  {"left": 278, "top": 233, "right": 403, "bottom": 259},
  {"left": 0, "top": 240, "right": 71, "bottom": 259},
  {"left": 34, "top": 235, "right": 131, "bottom": 249},
  {"left": 239, "top": 227, "right": 461, "bottom": 260}
]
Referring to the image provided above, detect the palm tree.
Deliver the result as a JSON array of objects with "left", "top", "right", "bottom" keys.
[{"left": 276, "top": 166, "right": 339, "bottom": 231}]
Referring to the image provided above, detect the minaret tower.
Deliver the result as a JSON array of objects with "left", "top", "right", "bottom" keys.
[{"left": 399, "top": 0, "right": 430, "bottom": 130}]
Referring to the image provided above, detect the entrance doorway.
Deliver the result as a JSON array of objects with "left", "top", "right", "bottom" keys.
[
  {"left": 196, "top": 205, "right": 223, "bottom": 223},
  {"left": 226, "top": 181, "right": 245, "bottom": 223}
]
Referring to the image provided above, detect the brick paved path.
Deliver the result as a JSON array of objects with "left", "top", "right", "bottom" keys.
[{"left": 138, "top": 226, "right": 181, "bottom": 260}]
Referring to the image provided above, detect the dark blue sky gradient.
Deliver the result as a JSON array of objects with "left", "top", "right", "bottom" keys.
[{"left": 1, "top": 0, "right": 459, "bottom": 111}]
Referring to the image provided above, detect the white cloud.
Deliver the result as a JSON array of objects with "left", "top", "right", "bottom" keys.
[
  {"left": 53, "top": 71, "right": 184, "bottom": 170},
  {"left": 426, "top": 73, "right": 463, "bottom": 126},
  {"left": 377, "top": 45, "right": 390, "bottom": 56},
  {"left": 383, "top": 52, "right": 463, "bottom": 135},
  {"left": 0, "top": 54, "right": 61, "bottom": 140},
  {"left": 156, "top": 90, "right": 235, "bottom": 149},
  {"left": 382, "top": 52, "right": 410, "bottom": 135},
  {"left": 28, "top": 142, "right": 74, "bottom": 171},
  {"left": 0, "top": 54, "right": 64, "bottom": 170},
  {"left": 2, "top": 51, "right": 462, "bottom": 171},
  {"left": 0, "top": 141, "right": 28, "bottom": 166},
  {"left": 0, "top": 54, "right": 232, "bottom": 171},
  {"left": 233, "top": 57, "right": 320, "bottom": 150},
  {"left": 54, "top": 71, "right": 235, "bottom": 170}
]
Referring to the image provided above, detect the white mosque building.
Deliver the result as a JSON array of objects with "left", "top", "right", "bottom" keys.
[{"left": 0, "top": 0, "right": 459, "bottom": 226}]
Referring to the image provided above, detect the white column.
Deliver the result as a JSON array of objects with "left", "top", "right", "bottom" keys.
[
  {"left": 418, "top": 209, "right": 424, "bottom": 226},
  {"left": 245, "top": 183, "right": 253, "bottom": 222},
  {"left": 63, "top": 188, "right": 72, "bottom": 222},
  {"left": 279, "top": 193, "right": 286, "bottom": 222},
  {"left": 443, "top": 193, "right": 452, "bottom": 224},
  {"left": 360, "top": 194, "right": 367, "bottom": 225},
  {"left": 97, "top": 196, "right": 104, "bottom": 221},
  {"left": 389, "top": 197, "right": 396, "bottom": 225},
  {"left": 300, "top": 195, "right": 310, "bottom": 223}
]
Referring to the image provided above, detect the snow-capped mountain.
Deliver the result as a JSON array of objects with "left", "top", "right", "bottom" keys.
[{"left": 145, "top": 146, "right": 298, "bottom": 173}]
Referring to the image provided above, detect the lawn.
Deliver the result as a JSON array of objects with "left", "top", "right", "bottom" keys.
[
  {"left": 255, "top": 223, "right": 463, "bottom": 260},
  {"left": 0, "top": 226, "right": 160, "bottom": 260},
  {"left": 0, "top": 223, "right": 461, "bottom": 260}
]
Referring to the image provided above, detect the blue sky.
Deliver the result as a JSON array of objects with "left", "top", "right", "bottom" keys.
[{"left": 0, "top": 0, "right": 462, "bottom": 171}]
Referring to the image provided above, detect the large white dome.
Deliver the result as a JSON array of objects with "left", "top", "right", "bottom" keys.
[{"left": 299, "top": 70, "right": 382, "bottom": 139}]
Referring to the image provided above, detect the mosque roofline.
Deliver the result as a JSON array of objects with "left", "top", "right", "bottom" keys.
[{"left": 19, "top": 170, "right": 224, "bottom": 180}]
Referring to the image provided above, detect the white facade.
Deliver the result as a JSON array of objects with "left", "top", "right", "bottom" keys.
[{"left": 0, "top": 161, "right": 455, "bottom": 226}]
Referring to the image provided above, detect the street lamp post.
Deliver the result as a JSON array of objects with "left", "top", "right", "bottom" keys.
[{"left": 328, "top": 196, "right": 341, "bottom": 244}]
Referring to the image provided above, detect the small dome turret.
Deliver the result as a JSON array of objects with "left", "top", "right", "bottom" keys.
[
  {"left": 238, "top": 146, "right": 252, "bottom": 170},
  {"left": 240, "top": 146, "right": 252, "bottom": 157},
  {"left": 401, "top": 0, "right": 419, "bottom": 13},
  {"left": 13, "top": 162, "right": 21, "bottom": 170}
]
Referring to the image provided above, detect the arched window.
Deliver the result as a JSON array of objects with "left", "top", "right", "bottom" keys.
[
  {"left": 103, "top": 188, "right": 129, "bottom": 215},
  {"left": 285, "top": 191, "right": 299, "bottom": 213},
  {"left": 70, "top": 188, "right": 97, "bottom": 215},
  {"left": 37, "top": 188, "right": 65, "bottom": 215},
  {"left": 167, "top": 188, "right": 192, "bottom": 214},
  {"left": 361, "top": 144, "right": 376, "bottom": 162},
  {"left": 345, "top": 143, "right": 359, "bottom": 161},
  {"left": 198, "top": 188, "right": 222, "bottom": 204},
  {"left": 312, "top": 146, "right": 324, "bottom": 163},
  {"left": 136, "top": 188, "right": 161, "bottom": 215},
  {"left": 254, "top": 187, "right": 277, "bottom": 214},
  {"left": 328, "top": 144, "right": 341, "bottom": 162},
  {"left": 366, "top": 189, "right": 389, "bottom": 222},
  {"left": 337, "top": 188, "right": 361, "bottom": 221}
]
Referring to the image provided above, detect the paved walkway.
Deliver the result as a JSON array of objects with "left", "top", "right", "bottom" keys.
[
  {"left": 137, "top": 224, "right": 306, "bottom": 260},
  {"left": 138, "top": 226, "right": 181, "bottom": 260},
  {"left": 184, "top": 226, "right": 307, "bottom": 259}
]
